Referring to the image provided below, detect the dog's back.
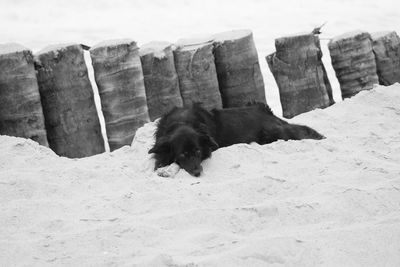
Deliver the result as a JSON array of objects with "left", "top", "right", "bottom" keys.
[
  {"left": 213, "top": 102, "right": 324, "bottom": 147},
  {"left": 155, "top": 103, "right": 216, "bottom": 140}
]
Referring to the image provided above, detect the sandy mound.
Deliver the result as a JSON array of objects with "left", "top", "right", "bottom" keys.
[{"left": 1, "top": 84, "right": 400, "bottom": 266}]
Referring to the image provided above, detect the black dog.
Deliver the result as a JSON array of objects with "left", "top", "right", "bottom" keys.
[
  {"left": 149, "top": 103, "right": 324, "bottom": 177},
  {"left": 148, "top": 104, "right": 218, "bottom": 177}
]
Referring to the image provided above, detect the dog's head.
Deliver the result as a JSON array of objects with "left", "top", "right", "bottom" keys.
[{"left": 149, "top": 125, "right": 218, "bottom": 177}]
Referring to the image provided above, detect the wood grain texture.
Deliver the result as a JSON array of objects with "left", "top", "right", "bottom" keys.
[
  {"left": 173, "top": 41, "right": 222, "bottom": 110},
  {"left": 140, "top": 41, "right": 183, "bottom": 121},
  {"left": 329, "top": 31, "right": 379, "bottom": 99},
  {"left": 213, "top": 30, "right": 266, "bottom": 108},
  {"left": 35, "top": 44, "right": 104, "bottom": 157},
  {"left": 90, "top": 40, "right": 149, "bottom": 151},
  {"left": 267, "top": 33, "right": 333, "bottom": 119},
  {"left": 371, "top": 31, "right": 400, "bottom": 85},
  {"left": 0, "top": 45, "right": 48, "bottom": 146}
]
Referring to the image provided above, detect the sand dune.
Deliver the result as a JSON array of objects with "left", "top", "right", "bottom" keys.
[{"left": 1, "top": 84, "right": 399, "bottom": 266}]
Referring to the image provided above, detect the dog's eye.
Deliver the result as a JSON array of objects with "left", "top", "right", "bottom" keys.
[{"left": 195, "top": 149, "right": 201, "bottom": 156}]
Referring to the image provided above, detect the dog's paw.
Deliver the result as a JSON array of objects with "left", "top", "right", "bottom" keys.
[{"left": 156, "top": 163, "right": 180, "bottom": 178}]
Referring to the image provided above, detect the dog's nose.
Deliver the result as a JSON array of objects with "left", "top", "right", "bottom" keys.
[{"left": 192, "top": 166, "right": 203, "bottom": 177}]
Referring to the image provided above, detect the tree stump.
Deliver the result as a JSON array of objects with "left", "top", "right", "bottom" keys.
[
  {"left": 328, "top": 31, "right": 379, "bottom": 99},
  {"left": 140, "top": 41, "right": 183, "bottom": 121},
  {"left": 371, "top": 31, "right": 400, "bottom": 85},
  {"left": 267, "top": 33, "right": 334, "bottom": 119},
  {"left": 35, "top": 43, "right": 104, "bottom": 158},
  {"left": 90, "top": 39, "right": 150, "bottom": 151},
  {"left": 213, "top": 29, "right": 266, "bottom": 107},
  {"left": 173, "top": 38, "right": 222, "bottom": 110},
  {"left": 0, "top": 43, "right": 48, "bottom": 146}
]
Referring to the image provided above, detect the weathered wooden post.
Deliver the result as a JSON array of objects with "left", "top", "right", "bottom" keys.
[
  {"left": 0, "top": 43, "right": 48, "bottom": 146},
  {"left": 328, "top": 31, "right": 379, "bottom": 99},
  {"left": 371, "top": 31, "right": 400, "bottom": 85},
  {"left": 267, "top": 33, "right": 334, "bottom": 118},
  {"left": 35, "top": 43, "right": 105, "bottom": 158},
  {"left": 213, "top": 29, "right": 266, "bottom": 107},
  {"left": 173, "top": 38, "right": 222, "bottom": 110},
  {"left": 140, "top": 41, "right": 183, "bottom": 120},
  {"left": 90, "top": 39, "right": 150, "bottom": 151}
]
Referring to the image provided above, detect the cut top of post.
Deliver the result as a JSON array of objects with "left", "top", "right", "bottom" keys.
[
  {"left": 274, "top": 33, "right": 320, "bottom": 61},
  {"left": 212, "top": 29, "right": 253, "bottom": 43},
  {"left": 175, "top": 36, "right": 214, "bottom": 51},
  {"left": 140, "top": 41, "right": 173, "bottom": 59},
  {"left": 329, "top": 30, "right": 367, "bottom": 44},
  {"left": 90, "top": 39, "right": 137, "bottom": 52},
  {"left": 370, "top": 31, "right": 397, "bottom": 40},
  {"left": 278, "top": 31, "right": 313, "bottom": 39},
  {"left": 275, "top": 32, "right": 316, "bottom": 47},
  {"left": 0, "top": 43, "right": 29, "bottom": 56},
  {"left": 36, "top": 43, "right": 80, "bottom": 55}
]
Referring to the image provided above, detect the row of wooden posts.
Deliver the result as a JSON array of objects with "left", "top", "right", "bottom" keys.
[
  {"left": 0, "top": 29, "right": 399, "bottom": 158},
  {"left": 268, "top": 30, "right": 400, "bottom": 118}
]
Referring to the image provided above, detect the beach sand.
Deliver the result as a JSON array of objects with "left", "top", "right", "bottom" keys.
[
  {"left": 1, "top": 84, "right": 399, "bottom": 266},
  {"left": 1, "top": 0, "right": 400, "bottom": 265}
]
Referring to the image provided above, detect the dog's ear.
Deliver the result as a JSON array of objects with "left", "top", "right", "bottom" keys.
[
  {"left": 200, "top": 134, "right": 219, "bottom": 151},
  {"left": 197, "top": 123, "right": 219, "bottom": 151},
  {"left": 148, "top": 137, "right": 171, "bottom": 154}
]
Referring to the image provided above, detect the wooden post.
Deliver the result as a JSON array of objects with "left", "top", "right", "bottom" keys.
[
  {"left": 328, "top": 31, "right": 379, "bottom": 99},
  {"left": 35, "top": 43, "right": 105, "bottom": 158},
  {"left": 90, "top": 39, "right": 150, "bottom": 151},
  {"left": 213, "top": 29, "right": 266, "bottom": 107},
  {"left": 140, "top": 41, "right": 183, "bottom": 121},
  {"left": 0, "top": 43, "right": 48, "bottom": 146},
  {"left": 173, "top": 38, "right": 222, "bottom": 110},
  {"left": 267, "top": 33, "right": 334, "bottom": 119},
  {"left": 371, "top": 31, "right": 400, "bottom": 85}
]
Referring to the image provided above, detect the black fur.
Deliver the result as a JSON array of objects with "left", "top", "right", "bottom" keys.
[
  {"left": 149, "top": 104, "right": 218, "bottom": 177},
  {"left": 212, "top": 103, "right": 325, "bottom": 147},
  {"left": 149, "top": 102, "right": 324, "bottom": 176}
]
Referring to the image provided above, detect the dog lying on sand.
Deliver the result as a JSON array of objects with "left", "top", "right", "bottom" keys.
[{"left": 149, "top": 103, "right": 324, "bottom": 177}]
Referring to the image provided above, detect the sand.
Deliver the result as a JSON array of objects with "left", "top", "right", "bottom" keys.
[
  {"left": 2, "top": 0, "right": 400, "bottom": 265},
  {"left": 1, "top": 84, "right": 400, "bottom": 266}
]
